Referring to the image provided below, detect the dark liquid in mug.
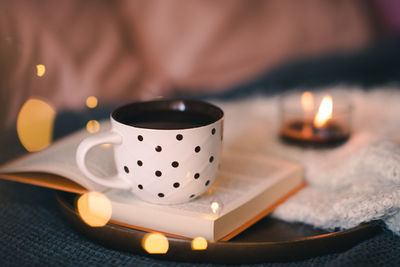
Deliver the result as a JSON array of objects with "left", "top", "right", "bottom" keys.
[{"left": 126, "top": 110, "right": 215, "bottom": 129}]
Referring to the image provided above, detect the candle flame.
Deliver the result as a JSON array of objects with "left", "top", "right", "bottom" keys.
[
  {"left": 314, "top": 95, "right": 333, "bottom": 128},
  {"left": 301, "top": 91, "right": 314, "bottom": 113}
]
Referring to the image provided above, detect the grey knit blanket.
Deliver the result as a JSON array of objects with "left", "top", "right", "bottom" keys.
[{"left": 218, "top": 88, "right": 400, "bottom": 234}]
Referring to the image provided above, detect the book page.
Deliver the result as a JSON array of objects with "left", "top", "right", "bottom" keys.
[
  {"left": 107, "top": 150, "right": 300, "bottom": 218},
  {"left": 0, "top": 121, "right": 113, "bottom": 192},
  {"left": 174, "top": 151, "right": 297, "bottom": 215}
]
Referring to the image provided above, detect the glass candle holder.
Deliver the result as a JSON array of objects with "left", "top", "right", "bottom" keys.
[{"left": 279, "top": 90, "right": 352, "bottom": 147}]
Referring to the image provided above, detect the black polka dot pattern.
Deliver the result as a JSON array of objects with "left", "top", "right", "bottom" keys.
[
  {"left": 131, "top": 122, "right": 222, "bottom": 203},
  {"left": 124, "top": 166, "right": 129, "bottom": 173},
  {"left": 172, "top": 161, "right": 179, "bottom": 168}
]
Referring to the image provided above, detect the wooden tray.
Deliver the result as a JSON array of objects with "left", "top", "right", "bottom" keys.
[{"left": 56, "top": 191, "right": 382, "bottom": 264}]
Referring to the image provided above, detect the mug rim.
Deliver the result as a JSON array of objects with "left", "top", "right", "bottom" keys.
[{"left": 111, "top": 99, "right": 224, "bottom": 130}]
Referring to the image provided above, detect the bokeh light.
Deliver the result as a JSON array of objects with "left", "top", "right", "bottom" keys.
[
  {"left": 77, "top": 191, "right": 112, "bottom": 227},
  {"left": 191, "top": 237, "right": 208, "bottom": 250},
  {"left": 210, "top": 201, "right": 222, "bottom": 215},
  {"left": 142, "top": 233, "right": 169, "bottom": 254},
  {"left": 86, "top": 120, "right": 100, "bottom": 133},
  {"left": 36, "top": 64, "right": 46, "bottom": 77},
  {"left": 101, "top": 143, "right": 112, "bottom": 148},
  {"left": 86, "top": 96, "right": 98, "bottom": 109},
  {"left": 17, "top": 98, "right": 56, "bottom": 152}
]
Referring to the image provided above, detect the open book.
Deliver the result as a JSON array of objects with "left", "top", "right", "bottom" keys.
[{"left": 0, "top": 122, "right": 304, "bottom": 241}]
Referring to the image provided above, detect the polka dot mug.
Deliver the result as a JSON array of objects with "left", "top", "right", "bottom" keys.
[{"left": 76, "top": 99, "right": 224, "bottom": 205}]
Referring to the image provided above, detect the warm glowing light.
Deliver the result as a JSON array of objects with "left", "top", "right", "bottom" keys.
[
  {"left": 86, "top": 96, "right": 98, "bottom": 109},
  {"left": 86, "top": 120, "right": 100, "bottom": 133},
  {"left": 191, "top": 237, "right": 208, "bottom": 250},
  {"left": 17, "top": 98, "right": 56, "bottom": 152},
  {"left": 210, "top": 201, "right": 220, "bottom": 214},
  {"left": 314, "top": 95, "right": 333, "bottom": 128},
  {"left": 142, "top": 233, "right": 169, "bottom": 254},
  {"left": 36, "top": 64, "right": 46, "bottom": 77},
  {"left": 101, "top": 143, "right": 112, "bottom": 148},
  {"left": 301, "top": 91, "right": 314, "bottom": 113},
  {"left": 77, "top": 191, "right": 112, "bottom": 227}
]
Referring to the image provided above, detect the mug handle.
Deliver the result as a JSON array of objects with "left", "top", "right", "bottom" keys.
[{"left": 76, "top": 131, "right": 132, "bottom": 190}]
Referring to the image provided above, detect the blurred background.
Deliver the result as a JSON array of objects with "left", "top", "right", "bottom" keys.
[
  {"left": 1, "top": 1, "right": 400, "bottom": 265},
  {"left": 0, "top": 0, "right": 400, "bottom": 134}
]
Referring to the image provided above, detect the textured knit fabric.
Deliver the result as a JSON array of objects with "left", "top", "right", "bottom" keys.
[
  {"left": 273, "top": 141, "right": 400, "bottom": 233},
  {"left": 216, "top": 88, "right": 400, "bottom": 235}
]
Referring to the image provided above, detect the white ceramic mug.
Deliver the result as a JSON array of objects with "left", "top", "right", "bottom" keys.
[{"left": 76, "top": 99, "right": 224, "bottom": 204}]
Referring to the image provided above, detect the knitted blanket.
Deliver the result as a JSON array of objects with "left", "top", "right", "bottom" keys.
[{"left": 218, "top": 88, "right": 400, "bottom": 234}]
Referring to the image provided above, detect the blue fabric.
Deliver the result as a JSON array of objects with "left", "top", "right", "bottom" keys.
[
  {"left": 2, "top": 34, "right": 400, "bottom": 266},
  {"left": 0, "top": 179, "right": 399, "bottom": 266}
]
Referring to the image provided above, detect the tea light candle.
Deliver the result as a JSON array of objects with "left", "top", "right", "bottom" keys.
[{"left": 279, "top": 91, "right": 351, "bottom": 147}]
